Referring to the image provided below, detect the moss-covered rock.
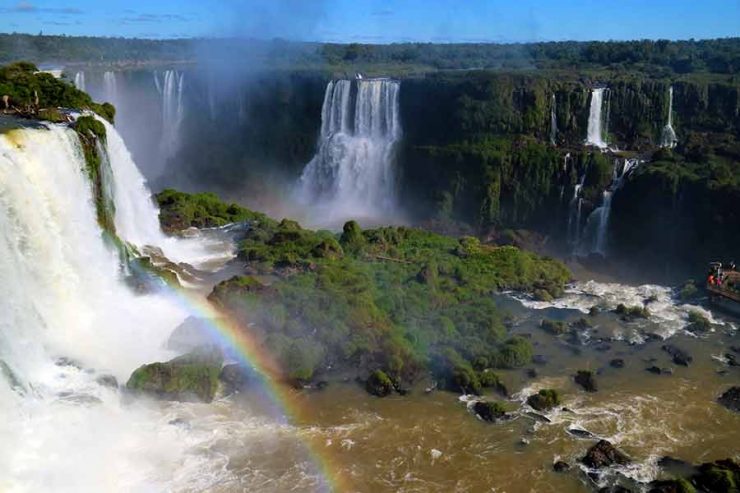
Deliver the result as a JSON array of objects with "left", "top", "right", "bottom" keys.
[
  {"left": 472, "top": 400, "right": 508, "bottom": 422},
  {"left": 693, "top": 459, "right": 739, "bottom": 492},
  {"left": 615, "top": 303, "right": 650, "bottom": 320},
  {"left": 686, "top": 311, "right": 711, "bottom": 333},
  {"left": 526, "top": 389, "right": 561, "bottom": 411},
  {"left": 126, "top": 349, "right": 223, "bottom": 403},
  {"left": 541, "top": 319, "right": 568, "bottom": 335},
  {"left": 155, "top": 188, "right": 276, "bottom": 232},
  {"left": 365, "top": 370, "right": 394, "bottom": 397}
]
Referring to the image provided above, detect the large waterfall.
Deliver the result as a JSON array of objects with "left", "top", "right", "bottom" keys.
[
  {"left": 298, "top": 78, "right": 401, "bottom": 224},
  {"left": 581, "top": 158, "right": 639, "bottom": 256},
  {"left": 97, "top": 117, "right": 231, "bottom": 267},
  {"left": 661, "top": 86, "right": 678, "bottom": 148},
  {"left": 0, "top": 123, "right": 220, "bottom": 490},
  {"left": 586, "top": 87, "right": 608, "bottom": 149},
  {"left": 154, "top": 70, "right": 185, "bottom": 163}
]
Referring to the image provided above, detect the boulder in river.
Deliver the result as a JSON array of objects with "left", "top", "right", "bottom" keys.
[
  {"left": 219, "top": 363, "right": 252, "bottom": 394},
  {"left": 648, "top": 478, "right": 696, "bottom": 493},
  {"left": 575, "top": 370, "right": 598, "bottom": 392},
  {"left": 365, "top": 370, "right": 394, "bottom": 397},
  {"left": 473, "top": 401, "right": 508, "bottom": 422},
  {"left": 553, "top": 460, "right": 571, "bottom": 472},
  {"left": 526, "top": 388, "right": 561, "bottom": 411},
  {"left": 610, "top": 358, "right": 625, "bottom": 369},
  {"left": 126, "top": 348, "right": 223, "bottom": 403},
  {"left": 581, "top": 440, "right": 631, "bottom": 469},
  {"left": 717, "top": 386, "right": 740, "bottom": 412},
  {"left": 662, "top": 344, "right": 692, "bottom": 366},
  {"left": 567, "top": 427, "right": 596, "bottom": 439},
  {"left": 694, "top": 459, "right": 739, "bottom": 492}
]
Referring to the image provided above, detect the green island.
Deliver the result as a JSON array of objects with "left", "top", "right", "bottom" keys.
[{"left": 154, "top": 189, "right": 570, "bottom": 393}]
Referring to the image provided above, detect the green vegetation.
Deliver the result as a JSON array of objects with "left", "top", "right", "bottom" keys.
[
  {"left": 0, "top": 61, "right": 114, "bottom": 122},
  {"left": 614, "top": 303, "right": 651, "bottom": 320},
  {"left": 194, "top": 191, "right": 569, "bottom": 389},
  {"left": 3, "top": 34, "right": 740, "bottom": 76},
  {"left": 686, "top": 311, "right": 711, "bottom": 333},
  {"left": 472, "top": 400, "right": 508, "bottom": 422},
  {"left": 155, "top": 188, "right": 277, "bottom": 232},
  {"left": 71, "top": 115, "right": 116, "bottom": 234},
  {"left": 126, "top": 350, "right": 222, "bottom": 402},
  {"left": 526, "top": 389, "right": 561, "bottom": 411},
  {"left": 541, "top": 319, "right": 568, "bottom": 335},
  {"left": 694, "top": 460, "right": 739, "bottom": 492},
  {"left": 366, "top": 370, "right": 394, "bottom": 397}
]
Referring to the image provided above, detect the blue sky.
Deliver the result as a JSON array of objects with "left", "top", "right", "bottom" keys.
[{"left": 1, "top": 0, "right": 739, "bottom": 42}]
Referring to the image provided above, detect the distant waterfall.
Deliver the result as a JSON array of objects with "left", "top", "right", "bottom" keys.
[
  {"left": 661, "top": 86, "right": 678, "bottom": 148},
  {"left": 567, "top": 166, "right": 586, "bottom": 246},
  {"left": 582, "top": 158, "right": 639, "bottom": 256},
  {"left": 103, "top": 71, "right": 117, "bottom": 104},
  {"left": 299, "top": 78, "right": 401, "bottom": 223},
  {"left": 154, "top": 70, "right": 185, "bottom": 162},
  {"left": 586, "top": 87, "right": 608, "bottom": 149},
  {"left": 550, "top": 94, "right": 557, "bottom": 145},
  {"left": 73, "top": 71, "right": 85, "bottom": 91}
]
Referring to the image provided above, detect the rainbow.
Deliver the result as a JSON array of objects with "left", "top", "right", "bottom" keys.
[{"left": 135, "top": 261, "right": 349, "bottom": 492}]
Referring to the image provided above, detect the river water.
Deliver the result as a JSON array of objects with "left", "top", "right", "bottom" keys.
[{"left": 161, "top": 281, "right": 739, "bottom": 493}]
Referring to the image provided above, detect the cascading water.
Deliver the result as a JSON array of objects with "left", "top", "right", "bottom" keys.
[
  {"left": 154, "top": 70, "right": 185, "bottom": 162},
  {"left": 581, "top": 158, "right": 639, "bottom": 256},
  {"left": 550, "top": 94, "right": 557, "bottom": 145},
  {"left": 96, "top": 117, "right": 232, "bottom": 268},
  {"left": 586, "top": 87, "right": 608, "bottom": 149},
  {"left": 661, "top": 86, "right": 677, "bottom": 148},
  {"left": 0, "top": 123, "right": 226, "bottom": 490},
  {"left": 73, "top": 71, "right": 85, "bottom": 91},
  {"left": 567, "top": 168, "right": 586, "bottom": 246},
  {"left": 298, "top": 78, "right": 401, "bottom": 224},
  {"left": 103, "top": 71, "right": 117, "bottom": 105}
]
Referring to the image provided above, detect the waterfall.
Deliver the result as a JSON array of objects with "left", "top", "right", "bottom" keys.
[
  {"left": 154, "top": 70, "right": 185, "bottom": 162},
  {"left": 298, "top": 78, "right": 401, "bottom": 223},
  {"left": 550, "top": 94, "right": 557, "bottom": 145},
  {"left": 73, "top": 71, "right": 85, "bottom": 91},
  {"left": 583, "top": 158, "right": 639, "bottom": 255},
  {"left": 103, "top": 71, "right": 117, "bottom": 104},
  {"left": 661, "top": 86, "right": 678, "bottom": 148},
  {"left": 567, "top": 170, "right": 586, "bottom": 246},
  {"left": 0, "top": 123, "right": 213, "bottom": 489},
  {"left": 96, "top": 117, "right": 232, "bottom": 268},
  {"left": 586, "top": 87, "right": 608, "bottom": 149}
]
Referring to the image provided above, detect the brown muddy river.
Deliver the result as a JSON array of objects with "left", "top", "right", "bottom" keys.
[{"left": 164, "top": 282, "right": 739, "bottom": 493}]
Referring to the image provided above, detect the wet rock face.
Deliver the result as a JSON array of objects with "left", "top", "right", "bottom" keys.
[
  {"left": 575, "top": 370, "right": 598, "bottom": 392},
  {"left": 717, "top": 386, "right": 740, "bottom": 412},
  {"left": 694, "top": 459, "right": 739, "bottom": 492},
  {"left": 219, "top": 364, "right": 252, "bottom": 394},
  {"left": 662, "top": 344, "right": 692, "bottom": 366},
  {"left": 553, "top": 460, "right": 571, "bottom": 472},
  {"left": 581, "top": 440, "right": 631, "bottom": 469}
]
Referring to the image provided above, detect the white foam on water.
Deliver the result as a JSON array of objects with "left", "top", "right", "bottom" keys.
[{"left": 513, "top": 280, "right": 725, "bottom": 339}]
